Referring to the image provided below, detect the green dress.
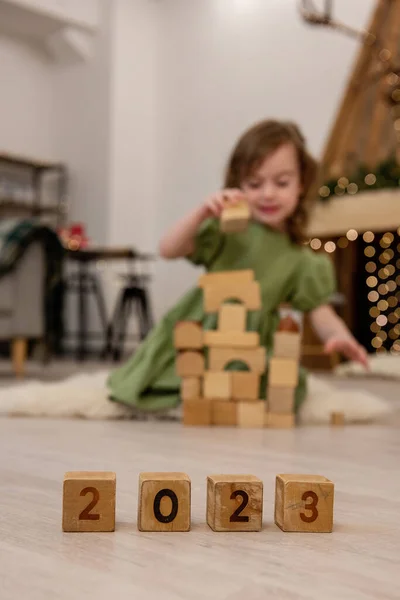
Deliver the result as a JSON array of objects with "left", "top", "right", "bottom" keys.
[{"left": 107, "top": 219, "right": 335, "bottom": 412}]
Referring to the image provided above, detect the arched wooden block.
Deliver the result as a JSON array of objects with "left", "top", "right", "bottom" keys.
[
  {"left": 203, "top": 281, "right": 261, "bottom": 313},
  {"left": 208, "top": 347, "right": 266, "bottom": 373},
  {"left": 174, "top": 321, "right": 203, "bottom": 350},
  {"left": 176, "top": 351, "right": 205, "bottom": 377}
]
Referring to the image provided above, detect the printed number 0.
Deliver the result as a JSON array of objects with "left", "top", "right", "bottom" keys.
[
  {"left": 230, "top": 490, "right": 250, "bottom": 522},
  {"left": 153, "top": 489, "right": 179, "bottom": 523},
  {"left": 300, "top": 490, "right": 319, "bottom": 523},
  {"left": 79, "top": 487, "right": 100, "bottom": 521}
]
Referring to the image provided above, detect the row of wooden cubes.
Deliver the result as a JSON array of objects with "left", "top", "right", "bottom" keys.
[
  {"left": 63, "top": 471, "right": 334, "bottom": 533},
  {"left": 177, "top": 352, "right": 299, "bottom": 388},
  {"left": 184, "top": 398, "right": 295, "bottom": 428}
]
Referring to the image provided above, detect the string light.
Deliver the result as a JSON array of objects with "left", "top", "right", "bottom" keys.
[
  {"left": 310, "top": 238, "right": 322, "bottom": 250},
  {"left": 365, "top": 261, "right": 377, "bottom": 273},
  {"left": 347, "top": 183, "right": 358, "bottom": 195},
  {"left": 324, "top": 241, "right": 336, "bottom": 253},
  {"left": 347, "top": 229, "right": 358, "bottom": 241},
  {"left": 363, "top": 231, "right": 375, "bottom": 242},
  {"left": 319, "top": 186, "right": 330, "bottom": 198},
  {"left": 364, "top": 174, "right": 376, "bottom": 186},
  {"left": 337, "top": 237, "right": 349, "bottom": 248}
]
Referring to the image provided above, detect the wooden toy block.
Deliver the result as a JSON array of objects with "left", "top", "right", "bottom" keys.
[
  {"left": 181, "top": 377, "right": 201, "bottom": 401},
  {"left": 204, "top": 330, "right": 259, "bottom": 348},
  {"left": 198, "top": 269, "right": 253, "bottom": 289},
  {"left": 265, "top": 412, "right": 295, "bottom": 428},
  {"left": 176, "top": 351, "right": 205, "bottom": 377},
  {"left": 204, "top": 281, "right": 261, "bottom": 313},
  {"left": 231, "top": 372, "right": 259, "bottom": 401},
  {"left": 220, "top": 200, "right": 250, "bottom": 233},
  {"left": 207, "top": 474, "right": 263, "bottom": 532},
  {"left": 208, "top": 347, "right": 266, "bottom": 374},
  {"left": 275, "top": 474, "right": 334, "bottom": 533},
  {"left": 62, "top": 471, "right": 116, "bottom": 532},
  {"left": 204, "top": 371, "right": 231, "bottom": 399},
  {"left": 269, "top": 358, "right": 299, "bottom": 388},
  {"left": 212, "top": 400, "right": 237, "bottom": 426},
  {"left": 183, "top": 398, "right": 212, "bottom": 426},
  {"left": 237, "top": 401, "right": 265, "bottom": 428},
  {"left": 138, "top": 472, "right": 191, "bottom": 532},
  {"left": 278, "top": 304, "right": 302, "bottom": 332},
  {"left": 331, "top": 411, "right": 345, "bottom": 426},
  {"left": 273, "top": 331, "right": 301, "bottom": 360},
  {"left": 267, "top": 386, "right": 295, "bottom": 413},
  {"left": 218, "top": 304, "right": 246, "bottom": 332},
  {"left": 174, "top": 321, "right": 203, "bottom": 350}
]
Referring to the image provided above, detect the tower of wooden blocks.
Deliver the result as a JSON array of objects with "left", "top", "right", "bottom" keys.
[
  {"left": 265, "top": 305, "right": 302, "bottom": 429},
  {"left": 175, "top": 269, "right": 267, "bottom": 428}
]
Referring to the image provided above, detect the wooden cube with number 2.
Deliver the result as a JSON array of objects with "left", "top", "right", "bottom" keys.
[
  {"left": 274, "top": 474, "right": 334, "bottom": 532},
  {"left": 207, "top": 475, "right": 263, "bottom": 531},
  {"left": 62, "top": 471, "right": 116, "bottom": 532}
]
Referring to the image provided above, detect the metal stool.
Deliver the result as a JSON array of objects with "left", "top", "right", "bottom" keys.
[{"left": 106, "top": 255, "right": 154, "bottom": 361}]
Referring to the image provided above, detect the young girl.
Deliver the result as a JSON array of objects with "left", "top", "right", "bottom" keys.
[{"left": 108, "top": 119, "right": 368, "bottom": 412}]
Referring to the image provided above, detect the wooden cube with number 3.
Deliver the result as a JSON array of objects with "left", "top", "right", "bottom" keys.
[
  {"left": 138, "top": 472, "right": 191, "bottom": 532},
  {"left": 62, "top": 471, "right": 116, "bottom": 532},
  {"left": 207, "top": 474, "right": 263, "bottom": 532},
  {"left": 274, "top": 474, "right": 334, "bottom": 533}
]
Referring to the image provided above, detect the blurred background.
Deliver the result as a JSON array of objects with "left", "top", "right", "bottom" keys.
[{"left": 1, "top": 0, "right": 399, "bottom": 375}]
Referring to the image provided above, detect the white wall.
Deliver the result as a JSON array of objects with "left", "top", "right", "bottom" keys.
[
  {"left": 52, "top": 0, "right": 112, "bottom": 246},
  {"left": 0, "top": 33, "right": 55, "bottom": 159},
  {"left": 151, "top": 0, "right": 375, "bottom": 318},
  {"left": 108, "top": 0, "right": 158, "bottom": 252}
]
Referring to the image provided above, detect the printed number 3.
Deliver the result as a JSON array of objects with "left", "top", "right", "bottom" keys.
[
  {"left": 300, "top": 490, "right": 319, "bottom": 523},
  {"left": 79, "top": 487, "right": 100, "bottom": 521}
]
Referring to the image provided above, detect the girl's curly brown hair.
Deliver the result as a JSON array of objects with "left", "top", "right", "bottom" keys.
[{"left": 223, "top": 119, "right": 318, "bottom": 244}]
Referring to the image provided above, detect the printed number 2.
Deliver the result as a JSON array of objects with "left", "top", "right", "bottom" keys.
[
  {"left": 79, "top": 487, "right": 100, "bottom": 521},
  {"left": 230, "top": 490, "right": 250, "bottom": 522},
  {"left": 300, "top": 490, "right": 319, "bottom": 523}
]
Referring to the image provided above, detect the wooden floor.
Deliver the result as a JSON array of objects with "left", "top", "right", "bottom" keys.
[{"left": 0, "top": 418, "right": 399, "bottom": 599}]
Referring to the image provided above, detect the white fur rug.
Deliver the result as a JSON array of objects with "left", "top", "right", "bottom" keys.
[
  {"left": 0, "top": 369, "right": 393, "bottom": 424},
  {"left": 335, "top": 353, "right": 400, "bottom": 379}
]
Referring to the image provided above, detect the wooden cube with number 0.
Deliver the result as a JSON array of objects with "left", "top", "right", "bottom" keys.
[
  {"left": 207, "top": 474, "right": 263, "bottom": 532},
  {"left": 274, "top": 474, "right": 334, "bottom": 533},
  {"left": 62, "top": 471, "right": 116, "bottom": 532},
  {"left": 138, "top": 472, "right": 191, "bottom": 532}
]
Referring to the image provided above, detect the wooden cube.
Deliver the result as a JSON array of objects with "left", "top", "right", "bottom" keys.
[
  {"left": 269, "top": 358, "right": 299, "bottom": 388},
  {"left": 231, "top": 372, "right": 259, "bottom": 401},
  {"left": 198, "top": 269, "right": 253, "bottom": 289},
  {"left": 181, "top": 377, "right": 201, "bottom": 401},
  {"left": 204, "top": 371, "right": 231, "bottom": 400},
  {"left": 273, "top": 332, "right": 301, "bottom": 360},
  {"left": 221, "top": 200, "right": 250, "bottom": 233},
  {"left": 212, "top": 400, "right": 237, "bottom": 426},
  {"left": 174, "top": 321, "right": 203, "bottom": 350},
  {"left": 207, "top": 474, "right": 263, "bottom": 531},
  {"left": 138, "top": 472, "right": 191, "bottom": 532},
  {"left": 176, "top": 351, "right": 205, "bottom": 377},
  {"left": 204, "top": 330, "right": 259, "bottom": 348},
  {"left": 265, "top": 412, "right": 295, "bottom": 428},
  {"left": 237, "top": 401, "right": 265, "bottom": 428},
  {"left": 183, "top": 398, "right": 212, "bottom": 426},
  {"left": 275, "top": 474, "right": 334, "bottom": 533},
  {"left": 330, "top": 411, "right": 345, "bottom": 426},
  {"left": 62, "top": 472, "right": 116, "bottom": 532},
  {"left": 204, "top": 281, "right": 261, "bottom": 313},
  {"left": 208, "top": 347, "right": 266, "bottom": 374},
  {"left": 267, "top": 386, "right": 295, "bottom": 413},
  {"left": 218, "top": 304, "right": 246, "bottom": 332}
]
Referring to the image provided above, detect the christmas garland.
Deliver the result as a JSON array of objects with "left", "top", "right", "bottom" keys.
[{"left": 320, "top": 156, "right": 400, "bottom": 201}]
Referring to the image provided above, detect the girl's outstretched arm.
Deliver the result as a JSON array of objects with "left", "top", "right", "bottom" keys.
[{"left": 309, "top": 304, "right": 369, "bottom": 369}]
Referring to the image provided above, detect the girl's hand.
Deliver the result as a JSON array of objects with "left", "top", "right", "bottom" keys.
[
  {"left": 204, "top": 188, "right": 246, "bottom": 218},
  {"left": 324, "top": 336, "right": 369, "bottom": 370}
]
